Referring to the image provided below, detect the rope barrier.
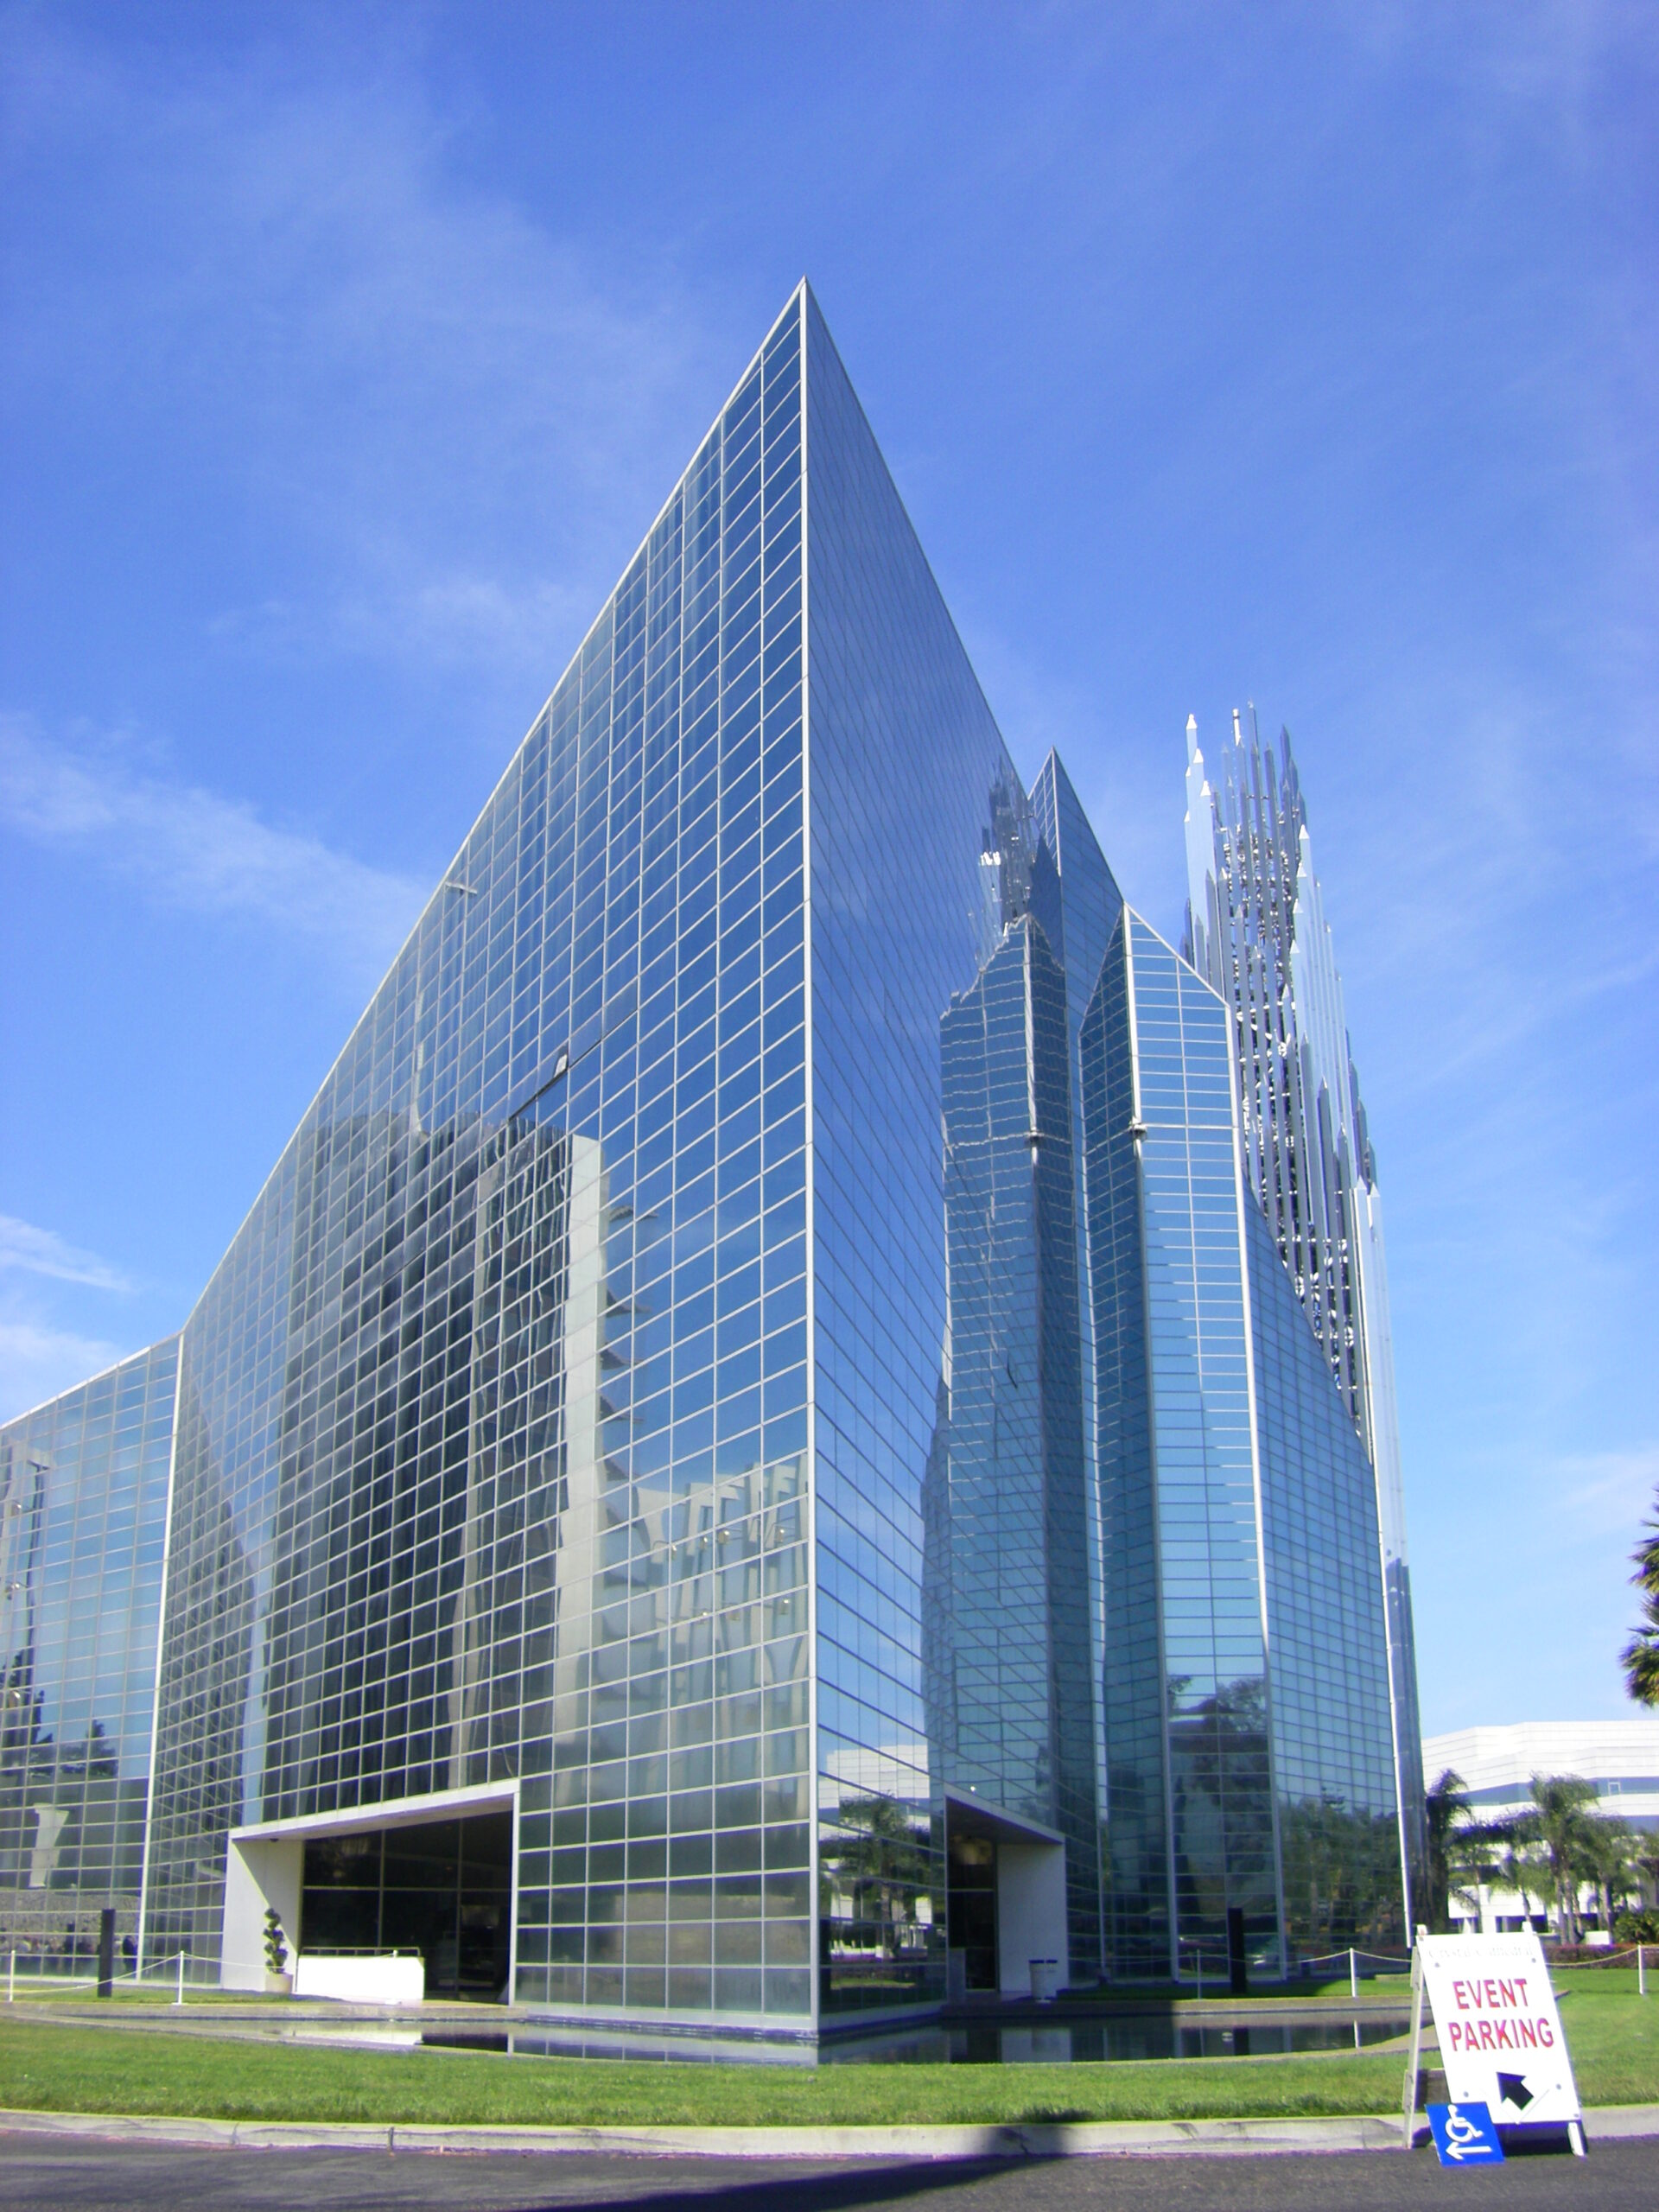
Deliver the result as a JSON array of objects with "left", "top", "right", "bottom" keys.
[
  {"left": 3, "top": 1946, "right": 281, "bottom": 2003},
  {"left": 1551, "top": 1942, "right": 1649, "bottom": 1974}
]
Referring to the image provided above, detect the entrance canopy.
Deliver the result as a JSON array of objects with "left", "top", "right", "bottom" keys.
[
  {"left": 943, "top": 1788, "right": 1068, "bottom": 1997},
  {"left": 222, "top": 1780, "right": 518, "bottom": 2000}
]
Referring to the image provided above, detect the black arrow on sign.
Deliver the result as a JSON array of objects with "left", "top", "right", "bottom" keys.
[{"left": 1496, "top": 2073, "right": 1534, "bottom": 2110}]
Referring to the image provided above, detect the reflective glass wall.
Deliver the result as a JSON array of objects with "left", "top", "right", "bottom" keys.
[
  {"left": 1246, "top": 1199, "right": 1403, "bottom": 1954},
  {"left": 1082, "top": 912, "right": 1402, "bottom": 1978},
  {"left": 804, "top": 299, "right": 1102, "bottom": 2007},
  {"left": 0, "top": 1340, "right": 176, "bottom": 1968},
  {"left": 17, "top": 279, "right": 1415, "bottom": 2031},
  {"left": 1183, "top": 707, "right": 1423, "bottom": 1907},
  {"left": 145, "top": 294, "right": 814, "bottom": 2024},
  {"left": 1026, "top": 753, "right": 1125, "bottom": 1955},
  {"left": 1083, "top": 916, "right": 1277, "bottom": 1977}
]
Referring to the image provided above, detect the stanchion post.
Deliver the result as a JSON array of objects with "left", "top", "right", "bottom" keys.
[
  {"left": 175, "top": 1950, "right": 185, "bottom": 2006},
  {"left": 6, "top": 1949, "right": 12, "bottom": 2004},
  {"left": 1640, "top": 1943, "right": 1647, "bottom": 1999},
  {"left": 1350, "top": 1946, "right": 1358, "bottom": 2000}
]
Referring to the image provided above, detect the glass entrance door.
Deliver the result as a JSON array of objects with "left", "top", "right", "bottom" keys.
[{"left": 299, "top": 1808, "right": 512, "bottom": 1999}]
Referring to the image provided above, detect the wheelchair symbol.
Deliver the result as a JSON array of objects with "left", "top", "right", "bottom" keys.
[{"left": 1427, "top": 2101, "right": 1503, "bottom": 2164}]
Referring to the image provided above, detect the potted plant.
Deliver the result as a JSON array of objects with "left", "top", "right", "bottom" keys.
[{"left": 263, "top": 1907, "right": 293, "bottom": 1997}]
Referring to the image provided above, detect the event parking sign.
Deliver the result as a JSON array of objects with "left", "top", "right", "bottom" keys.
[{"left": 1417, "top": 1931, "right": 1582, "bottom": 2131}]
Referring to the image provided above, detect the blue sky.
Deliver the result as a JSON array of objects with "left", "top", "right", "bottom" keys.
[{"left": 2, "top": 3, "right": 1655, "bottom": 1737}]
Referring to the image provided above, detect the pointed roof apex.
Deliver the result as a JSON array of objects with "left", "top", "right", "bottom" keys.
[
  {"left": 1040, "top": 744, "right": 1084, "bottom": 804},
  {"left": 1185, "top": 714, "right": 1200, "bottom": 766}
]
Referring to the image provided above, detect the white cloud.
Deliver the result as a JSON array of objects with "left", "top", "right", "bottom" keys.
[
  {"left": 1549, "top": 1446, "right": 1659, "bottom": 1545},
  {"left": 0, "top": 716, "right": 428, "bottom": 983},
  {"left": 0, "top": 1216, "right": 130, "bottom": 1294},
  {"left": 0, "top": 1319, "right": 130, "bottom": 1427},
  {"left": 0, "top": 17, "right": 733, "bottom": 689}
]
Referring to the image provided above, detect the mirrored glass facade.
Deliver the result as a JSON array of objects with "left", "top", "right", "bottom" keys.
[
  {"left": 147, "top": 295, "right": 814, "bottom": 2024},
  {"left": 12, "top": 282, "right": 1418, "bottom": 2031},
  {"left": 1182, "top": 708, "right": 1425, "bottom": 1907},
  {"left": 0, "top": 1340, "right": 177, "bottom": 1966},
  {"left": 1082, "top": 912, "right": 1402, "bottom": 1979}
]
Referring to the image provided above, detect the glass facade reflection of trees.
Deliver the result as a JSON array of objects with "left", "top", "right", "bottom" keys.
[
  {"left": 0, "top": 1342, "right": 177, "bottom": 1965},
  {"left": 5, "top": 282, "right": 1418, "bottom": 2029}
]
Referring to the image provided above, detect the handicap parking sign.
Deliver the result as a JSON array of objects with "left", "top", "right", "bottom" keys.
[{"left": 1427, "top": 2102, "right": 1505, "bottom": 2165}]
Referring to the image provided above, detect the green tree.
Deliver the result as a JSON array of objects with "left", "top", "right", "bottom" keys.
[
  {"left": 1445, "top": 1817, "right": 1495, "bottom": 1926},
  {"left": 1580, "top": 1815, "right": 1641, "bottom": 1936},
  {"left": 822, "top": 1796, "right": 929, "bottom": 1950},
  {"left": 1634, "top": 1835, "right": 1659, "bottom": 1914},
  {"left": 1623, "top": 1516, "right": 1659, "bottom": 1706},
  {"left": 1529, "top": 1775, "right": 1599, "bottom": 1942},
  {"left": 1422, "top": 1770, "right": 1468, "bottom": 1931},
  {"left": 1494, "top": 1822, "right": 1547, "bottom": 1929}
]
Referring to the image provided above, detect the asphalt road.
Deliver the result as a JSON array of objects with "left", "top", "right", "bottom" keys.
[{"left": 1, "top": 2137, "right": 1653, "bottom": 2212}]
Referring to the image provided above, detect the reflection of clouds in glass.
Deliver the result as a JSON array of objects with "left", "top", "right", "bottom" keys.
[
  {"left": 142, "top": 296, "right": 816, "bottom": 2015},
  {"left": 0, "top": 1337, "right": 176, "bottom": 1924}
]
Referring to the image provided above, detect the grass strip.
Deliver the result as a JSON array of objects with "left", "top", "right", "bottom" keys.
[
  {"left": 0, "top": 1984, "right": 1651, "bottom": 2130},
  {"left": 0, "top": 2017, "right": 1405, "bottom": 2127}
]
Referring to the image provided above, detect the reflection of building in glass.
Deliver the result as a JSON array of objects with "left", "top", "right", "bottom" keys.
[
  {"left": 0, "top": 1342, "right": 176, "bottom": 1965},
  {"left": 926, "top": 771, "right": 1098, "bottom": 1984},
  {"left": 1182, "top": 709, "right": 1424, "bottom": 1907},
  {"left": 7, "top": 283, "right": 1417, "bottom": 2029},
  {"left": 1083, "top": 915, "right": 1403, "bottom": 1978}
]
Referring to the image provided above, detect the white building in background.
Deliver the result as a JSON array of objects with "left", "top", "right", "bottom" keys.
[{"left": 1423, "top": 1720, "right": 1659, "bottom": 1938}]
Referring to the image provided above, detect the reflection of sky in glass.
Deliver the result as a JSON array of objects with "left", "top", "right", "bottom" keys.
[
  {"left": 1125, "top": 919, "right": 1275, "bottom": 1965},
  {"left": 804, "top": 296, "right": 1110, "bottom": 2003},
  {"left": 147, "top": 292, "right": 815, "bottom": 2020},
  {"left": 7, "top": 282, "right": 1413, "bottom": 2014},
  {"left": 1084, "top": 913, "right": 1402, "bottom": 1976},
  {"left": 0, "top": 1340, "right": 175, "bottom": 1785}
]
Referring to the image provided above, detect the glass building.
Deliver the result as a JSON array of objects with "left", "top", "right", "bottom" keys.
[
  {"left": 1182, "top": 708, "right": 1425, "bottom": 1915},
  {"left": 0, "top": 1342, "right": 177, "bottom": 1970},
  {"left": 0, "top": 283, "right": 1416, "bottom": 2030}
]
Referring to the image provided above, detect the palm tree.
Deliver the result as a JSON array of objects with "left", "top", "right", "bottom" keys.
[
  {"left": 1496, "top": 1825, "right": 1546, "bottom": 1931},
  {"left": 823, "top": 1796, "right": 928, "bottom": 1950},
  {"left": 1422, "top": 1770, "right": 1468, "bottom": 1931},
  {"left": 1623, "top": 1516, "right": 1659, "bottom": 1706},
  {"left": 1580, "top": 1816, "right": 1639, "bottom": 1938},
  {"left": 1529, "top": 1775, "right": 1599, "bottom": 1943}
]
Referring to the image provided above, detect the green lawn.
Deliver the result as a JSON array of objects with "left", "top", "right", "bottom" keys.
[
  {"left": 3, "top": 1985, "right": 271, "bottom": 2006},
  {"left": 0, "top": 1980, "right": 1649, "bottom": 2130},
  {"left": 1548, "top": 1980, "right": 1659, "bottom": 2107}
]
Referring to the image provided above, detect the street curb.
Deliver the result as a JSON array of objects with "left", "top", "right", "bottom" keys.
[
  {"left": 1583, "top": 2103, "right": 1659, "bottom": 2139},
  {"left": 0, "top": 2107, "right": 1426, "bottom": 2158},
  {"left": 4, "top": 2102, "right": 1656, "bottom": 2159}
]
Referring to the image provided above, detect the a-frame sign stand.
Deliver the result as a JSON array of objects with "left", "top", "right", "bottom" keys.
[{"left": 1401, "top": 1925, "right": 1427, "bottom": 2149}]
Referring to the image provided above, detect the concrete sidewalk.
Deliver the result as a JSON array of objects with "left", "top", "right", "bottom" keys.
[{"left": 3, "top": 2104, "right": 1657, "bottom": 2160}]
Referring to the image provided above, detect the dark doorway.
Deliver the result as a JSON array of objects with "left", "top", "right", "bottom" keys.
[
  {"left": 299, "top": 1809, "right": 512, "bottom": 2000},
  {"left": 946, "top": 1830, "right": 998, "bottom": 1991}
]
